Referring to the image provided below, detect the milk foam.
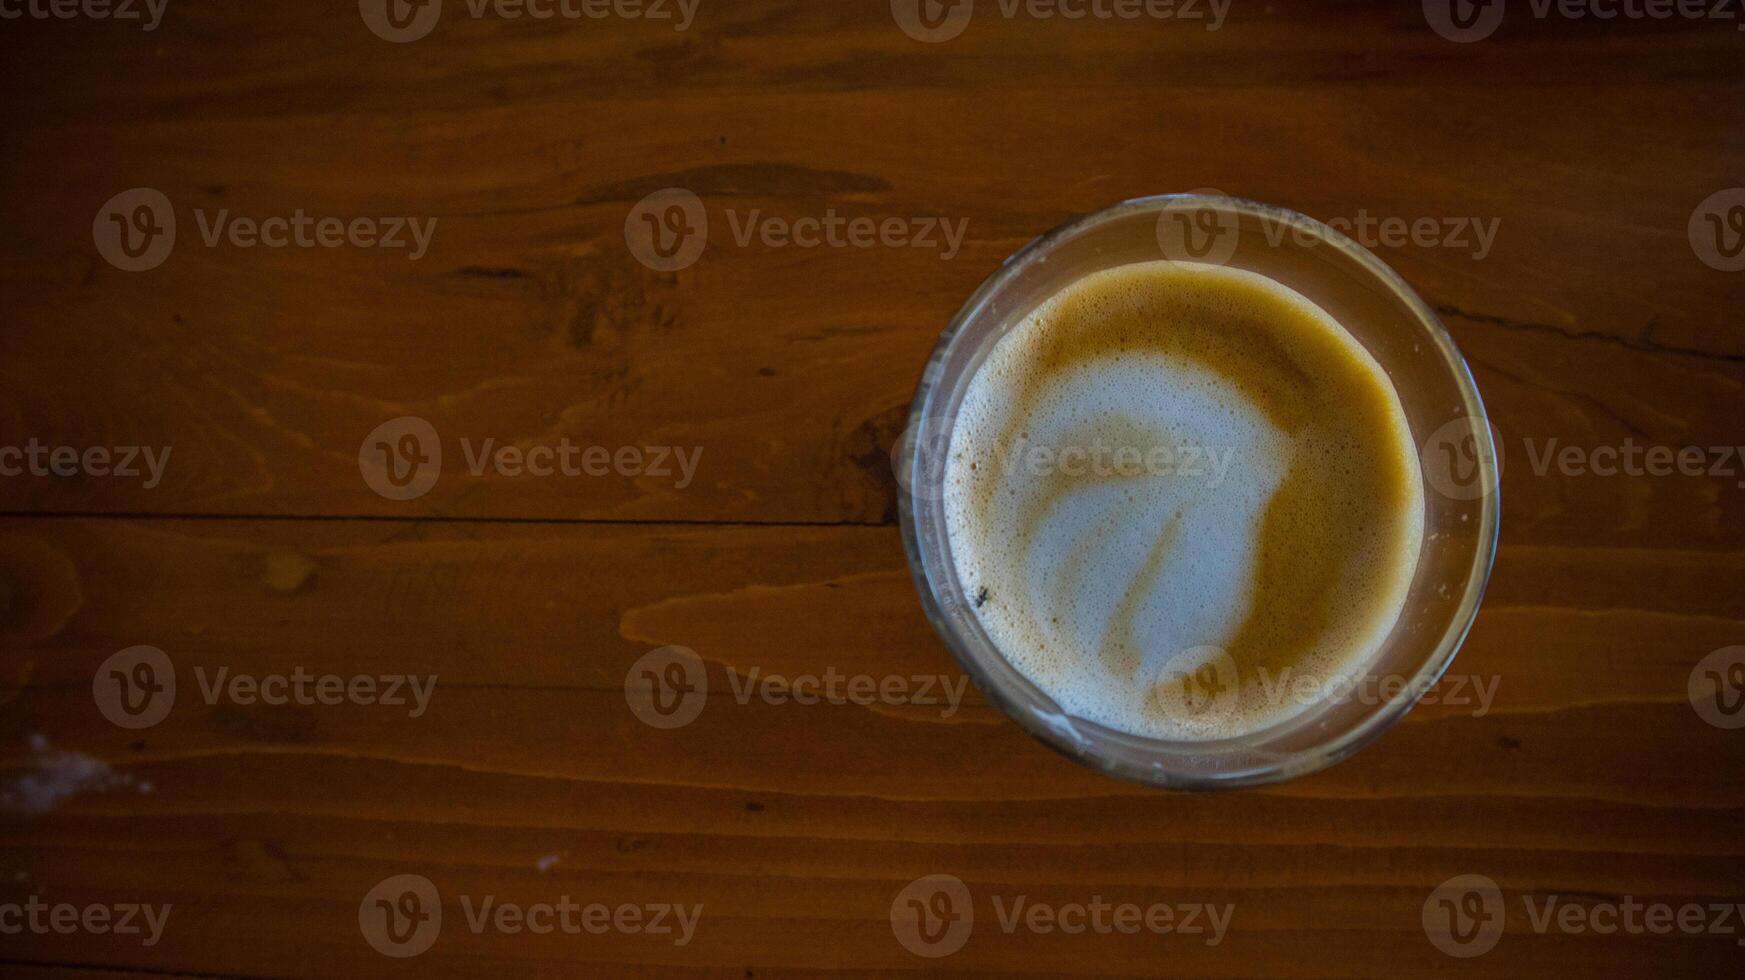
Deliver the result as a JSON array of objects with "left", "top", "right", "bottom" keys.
[{"left": 943, "top": 261, "right": 1424, "bottom": 740}]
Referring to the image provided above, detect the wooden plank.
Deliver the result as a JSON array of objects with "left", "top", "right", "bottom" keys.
[
  {"left": 1, "top": 519, "right": 1741, "bottom": 976},
  {"left": 2, "top": 7, "right": 1741, "bottom": 527}
]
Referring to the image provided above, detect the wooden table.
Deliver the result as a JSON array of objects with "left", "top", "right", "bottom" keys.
[{"left": 3, "top": 2, "right": 1743, "bottom": 976}]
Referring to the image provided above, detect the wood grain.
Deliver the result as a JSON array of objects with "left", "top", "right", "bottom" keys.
[
  {"left": 2, "top": 1, "right": 1744, "bottom": 976},
  {"left": 4, "top": 3, "right": 1744, "bottom": 533}
]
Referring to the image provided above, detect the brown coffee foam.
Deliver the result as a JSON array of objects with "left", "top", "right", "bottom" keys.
[{"left": 946, "top": 260, "right": 1423, "bottom": 739}]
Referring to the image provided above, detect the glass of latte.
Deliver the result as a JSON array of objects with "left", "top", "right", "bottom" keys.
[{"left": 896, "top": 194, "right": 1499, "bottom": 789}]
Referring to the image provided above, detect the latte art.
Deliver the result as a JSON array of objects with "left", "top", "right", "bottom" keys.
[{"left": 943, "top": 261, "right": 1424, "bottom": 740}]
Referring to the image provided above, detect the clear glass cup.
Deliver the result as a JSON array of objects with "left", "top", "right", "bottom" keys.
[{"left": 895, "top": 193, "right": 1500, "bottom": 790}]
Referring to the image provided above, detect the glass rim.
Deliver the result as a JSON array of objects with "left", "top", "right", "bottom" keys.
[{"left": 897, "top": 192, "right": 1502, "bottom": 790}]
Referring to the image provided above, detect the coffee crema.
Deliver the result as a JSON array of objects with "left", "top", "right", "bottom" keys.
[{"left": 942, "top": 260, "right": 1424, "bottom": 740}]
